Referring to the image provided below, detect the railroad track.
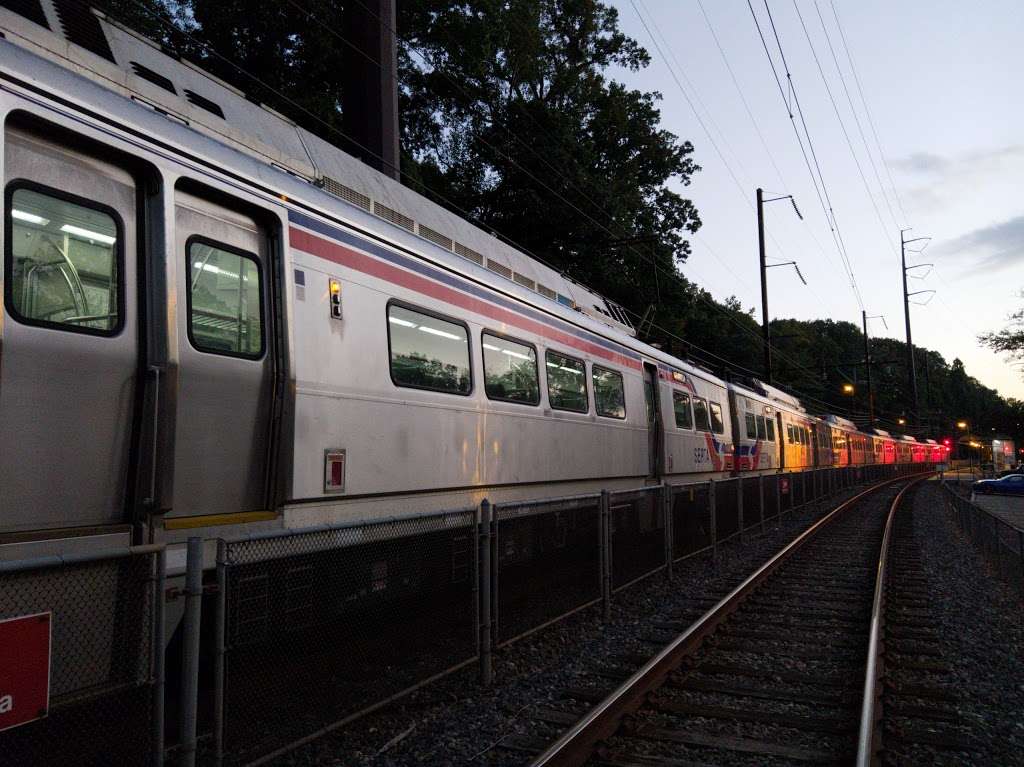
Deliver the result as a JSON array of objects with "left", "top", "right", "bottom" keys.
[{"left": 528, "top": 472, "right": 936, "bottom": 767}]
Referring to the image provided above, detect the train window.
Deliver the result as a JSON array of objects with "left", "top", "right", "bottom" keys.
[
  {"left": 745, "top": 413, "right": 757, "bottom": 439},
  {"left": 482, "top": 331, "right": 539, "bottom": 405},
  {"left": 6, "top": 184, "right": 122, "bottom": 334},
  {"left": 387, "top": 303, "right": 471, "bottom": 394},
  {"left": 545, "top": 350, "right": 588, "bottom": 412},
  {"left": 592, "top": 365, "right": 626, "bottom": 419},
  {"left": 692, "top": 398, "right": 711, "bottom": 432},
  {"left": 187, "top": 238, "right": 264, "bottom": 357},
  {"left": 709, "top": 402, "right": 725, "bottom": 434},
  {"left": 672, "top": 391, "right": 692, "bottom": 429},
  {"left": 786, "top": 424, "right": 794, "bottom": 444},
  {"left": 766, "top": 419, "right": 775, "bottom": 442},
  {"left": 756, "top": 415, "right": 767, "bottom": 440}
]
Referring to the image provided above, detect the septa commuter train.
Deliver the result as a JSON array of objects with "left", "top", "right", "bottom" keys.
[{"left": 0, "top": 3, "right": 946, "bottom": 568}]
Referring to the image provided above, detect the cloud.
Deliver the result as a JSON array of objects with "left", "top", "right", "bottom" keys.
[
  {"left": 932, "top": 214, "right": 1024, "bottom": 272},
  {"left": 890, "top": 152, "right": 950, "bottom": 174},
  {"left": 892, "top": 144, "right": 1024, "bottom": 216}
]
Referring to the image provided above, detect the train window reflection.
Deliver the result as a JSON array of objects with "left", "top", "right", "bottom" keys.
[
  {"left": 482, "top": 332, "right": 538, "bottom": 404},
  {"left": 188, "top": 239, "right": 263, "bottom": 357},
  {"left": 693, "top": 398, "right": 711, "bottom": 432},
  {"left": 709, "top": 402, "right": 725, "bottom": 434},
  {"left": 6, "top": 186, "right": 121, "bottom": 334},
  {"left": 673, "top": 391, "right": 692, "bottom": 429},
  {"left": 545, "top": 350, "right": 587, "bottom": 412},
  {"left": 592, "top": 365, "right": 626, "bottom": 419},
  {"left": 388, "top": 304, "right": 471, "bottom": 394}
]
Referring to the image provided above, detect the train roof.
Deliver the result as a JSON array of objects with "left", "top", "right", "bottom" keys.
[
  {"left": 0, "top": 2, "right": 753, "bottom": 390},
  {"left": 0, "top": 2, "right": 639, "bottom": 336},
  {"left": 872, "top": 429, "right": 892, "bottom": 438},
  {"left": 821, "top": 414, "right": 859, "bottom": 431}
]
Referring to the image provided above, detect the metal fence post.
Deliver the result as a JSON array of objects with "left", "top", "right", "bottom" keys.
[
  {"left": 152, "top": 548, "right": 166, "bottom": 767},
  {"left": 180, "top": 538, "right": 203, "bottom": 767},
  {"left": 213, "top": 540, "right": 227, "bottom": 767},
  {"left": 708, "top": 479, "right": 717, "bottom": 562},
  {"left": 758, "top": 475, "right": 766, "bottom": 535},
  {"left": 662, "top": 484, "right": 673, "bottom": 581},
  {"left": 478, "top": 499, "right": 493, "bottom": 686},
  {"left": 600, "top": 489, "right": 612, "bottom": 621}
]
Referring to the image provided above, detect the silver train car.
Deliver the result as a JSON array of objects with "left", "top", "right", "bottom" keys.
[{"left": 0, "top": 4, "right": 932, "bottom": 566}]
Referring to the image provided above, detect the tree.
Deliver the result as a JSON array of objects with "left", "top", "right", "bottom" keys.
[
  {"left": 979, "top": 293, "right": 1024, "bottom": 375},
  {"left": 397, "top": 0, "right": 702, "bottom": 314}
]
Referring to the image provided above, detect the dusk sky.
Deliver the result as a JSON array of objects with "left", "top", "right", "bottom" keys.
[{"left": 609, "top": 0, "right": 1024, "bottom": 400}]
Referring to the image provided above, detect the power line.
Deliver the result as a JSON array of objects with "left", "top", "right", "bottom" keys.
[
  {"left": 828, "top": 0, "right": 910, "bottom": 228},
  {"left": 747, "top": 0, "right": 863, "bottom": 311},
  {"left": 761, "top": 0, "right": 863, "bottom": 311},
  {"left": 813, "top": 0, "right": 901, "bottom": 234},
  {"left": 791, "top": 0, "right": 895, "bottom": 258}
]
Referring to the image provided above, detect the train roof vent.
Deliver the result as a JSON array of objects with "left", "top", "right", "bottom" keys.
[
  {"left": 536, "top": 283, "right": 557, "bottom": 300},
  {"left": 184, "top": 89, "right": 225, "bottom": 119},
  {"left": 373, "top": 200, "right": 415, "bottom": 232},
  {"left": 453, "top": 241, "right": 484, "bottom": 266},
  {"left": 1, "top": 0, "right": 49, "bottom": 28},
  {"left": 130, "top": 62, "right": 176, "bottom": 94},
  {"left": 513, "top": 272, "right": 536, "bottom": 291},
  {"left": 486, "top": 258, "right": 513, "bottom": 280},
  {"left": 317, "top": 176, "right": 371, "bottom": 212},
  {"left": 418, "top": 223, "right": 453, "bottom": 251},
  {"left": 52, "top": 0, "right": 115, "bottom": 62}
]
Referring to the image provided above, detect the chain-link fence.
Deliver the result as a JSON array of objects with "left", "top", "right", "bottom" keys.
[
  {"left": 0, "top": 546, "right": 164, "bottom": 766},
  {"left": 610, "top": 487, "right": 666, "bottom": 591},
  {"left": 741, "top": 476, "right": 762, "bottom": 532},
  {"left": 205, "top": 463, "right": 935, "bottom": 764},
  {"left": 492, "top": 495, "right": 601, "bottom": 645},
  {"left": 942, "top": 482, "right": 1024, "bottom": 592},
  {"left": 671, "top": 483, "right": 712, "bottom": 561},
  {"left": 215, "top": 509, "right": 478, "bottom": 766}
]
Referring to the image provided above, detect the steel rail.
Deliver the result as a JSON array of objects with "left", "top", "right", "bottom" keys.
[
  {"left": 855, "top": 472, "right": 933, "bottom": 766},
  {"left": 531, "top": 471, "right": 929, "bottom": 767}
]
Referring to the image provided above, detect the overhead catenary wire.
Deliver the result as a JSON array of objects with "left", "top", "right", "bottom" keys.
[
  {"left": 813, "top": 0, "right": 902, "bottom": 235},
  {"left": 828, "top": 0, "right": 910, "bottom": 228},
  {"left": 749, "top": 0, "right": 864, "bottom": 312},
  {"left": 792, "top": 0, "right": 896, "bottom": 259}
]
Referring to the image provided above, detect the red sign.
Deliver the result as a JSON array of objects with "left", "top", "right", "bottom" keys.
[
  {"left": 780, "top": 478, "right": 790, "bottom": 494},
  {"left": 0, "top": 612, "right": 52, "bottom": 733}
]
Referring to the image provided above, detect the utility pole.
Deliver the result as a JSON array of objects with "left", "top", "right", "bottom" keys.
[
  {"left": 900, "top": 229, "right": 932, "bottom": 426},
  {"left": 756, "top": 188, "right": 804, "bottom": 385},
  {"left": 757, "top": 188, "right": 770, "bottom": 383},
  {"left": 862, "top": 310, "right": 875, "bottom": 428}
]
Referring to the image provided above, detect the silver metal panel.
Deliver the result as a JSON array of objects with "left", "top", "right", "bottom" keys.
[
  {"left": 0, "top": 127, "right": 137, "bottom": 531},
  {"left": 169, "top": 191, "right": 271, "bottom": 517}
]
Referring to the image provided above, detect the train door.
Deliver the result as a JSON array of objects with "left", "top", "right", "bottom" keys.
[
  {"left": 1, "top": 126, "right": 138, "bottom": 532},
  {"left": 167, "top": 186, "right": 275, "bottom": 519},
  {"left": 643, "top": 361, "right": 662, "bottom": 477}
]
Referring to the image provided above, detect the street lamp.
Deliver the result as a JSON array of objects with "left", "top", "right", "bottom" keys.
[
  {"left": 897, "top": 417, "right": 906, "bottom": 426},
  {"left": 842, "top": 383, "right": 855, "bottom": 395},
  {"left": 957, "top": 421, "right": 968, "bottom": 430}
]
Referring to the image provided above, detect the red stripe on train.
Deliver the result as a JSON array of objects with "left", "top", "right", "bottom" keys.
[{"left": 291, "top": 227, "right": 642, "bottom": 371}]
